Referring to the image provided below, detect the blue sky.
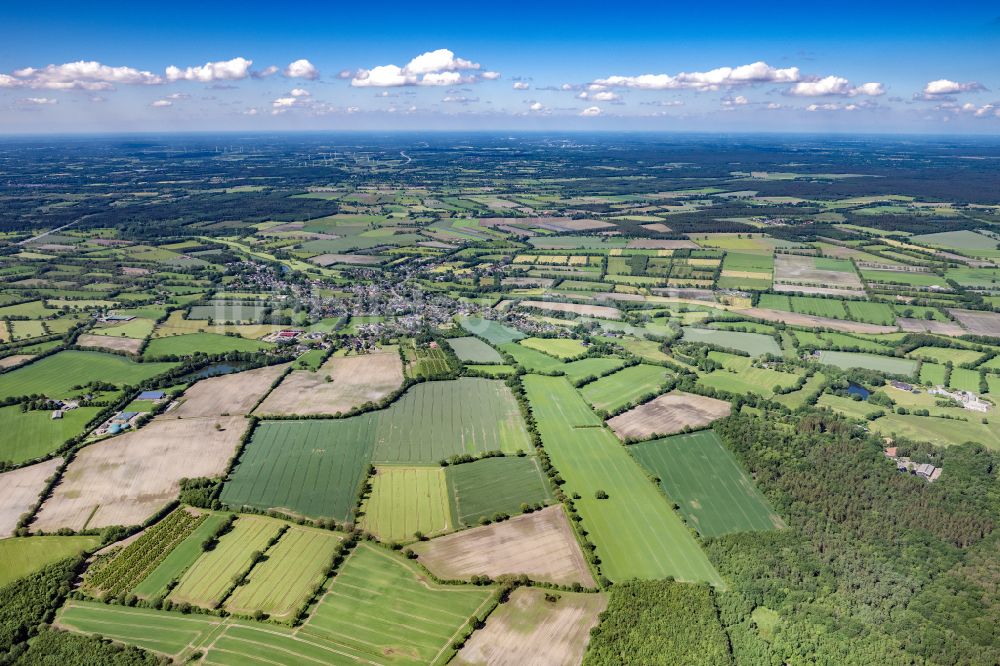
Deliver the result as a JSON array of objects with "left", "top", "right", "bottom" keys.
[{"left": 1, "top": 0, "right": 998, "bottom": 133}]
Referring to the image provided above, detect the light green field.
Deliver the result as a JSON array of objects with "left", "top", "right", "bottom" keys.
[
  {"left": 873, "top": 413, "right": 1000, "bottom": 450},
  {"left": 817, "top": 393, "right": 880, "bottom": 420},
  {"left": 144, "top": 332, "right": 272, "bottom": 358},
  {"left": 134, "top": 513, "right": 231, "bottom": 599},
  {"left": 561, "top": 357, "right": 627, "bottom": 383},
  {"left": 843, "top": 301, "right": 895, "bottom": 326},
  {"left": 499, "top": 341, "right": 566, "bottom": 372},
  {"left": 91, "top": 318, "right": 156, "bottom": 339},
  {"left": 700, "top": 353, "right": 802, "bottom": 397},
  {"left": 446, "top": 336, "right": 503, "bottom": 363},
  {"left": 226, "top": 526, "right": 342, "bottom": 621},
  {"left": 815, "top": 350, "right": 917, "bottom": 376},
  {"left": 361, "top": 467, "right": 454, "bottom": 541},
  {"left": 519, "top": 337, "right": 587, "bottom": 360},
  {"left": 580, "top": 364, "right": 670, "bottom": 412},
  {"left": 523, "top": 375, "right": 722, "bottom": 586},
  {"left": 300, "top": 543, "right": 494, "bottom": 664},
  {"left": 681, "top": 327, "right": 780, "bottom": 357},
  {"left": 773, "top": 372, "right": 827, "bottom": 409},
  {"left": 908, "top": 346, "right": 985, "bottom": 366},
  {"left": 0, "top": 350, "right": 175, "bottom": 400},
  {"left": 458, "top": 317, "right": 525, "bottom": 344},
  {"left": 630, "top": 431, "right": 784, "bottom": 538},
  {"left": 0, "top": 536, "right": 99, "bottom": 587},
  {"left": 0, "top": 405, "right": 102, "bottom": 464},
  {"left": 169, "top": 516, "right": 284, "bottom": 608}
]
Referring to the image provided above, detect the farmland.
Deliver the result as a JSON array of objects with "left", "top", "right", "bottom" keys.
[
  {"left": 0, "top": 535, "right": 100, "bottom": 587},
  {"left": 814, "top": 350, "right": 918, "bottom": 376},
  {"left": 447, "top": 336, "right": 503, "bottom": 363},
  {"left": 523, "top": 375, "right": 723, "bottom": 585},
  {"left": 681, "top": 327, "right": 781, "bottom": 357},
  {"left": 630, "top": 431, "right": 784, "bottom": 537},
  {"left": 580, "top": 364, "right": 670, "bottom": 413},
  {"left": 360, "top": 466, "right": 454, "bottom": 541},
  {"left": 607, "top": 391, "right": 732, "bottom": 441},
  {"left": 0, "top": 350, "right": 175, "bottom": 400},
  {"left": 446, "top": 456, "right": 553, "bottom": 526},
  {"left": 0, "top": 404, "right": 102, "bottom": 464}
]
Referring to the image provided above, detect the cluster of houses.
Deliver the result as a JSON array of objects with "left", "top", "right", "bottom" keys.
[
  {"left": 928, "top": 386, "right": 991, "bottom": 413},
  {"left": 884, "top": 446, "right": 942, "bottom": 482},
  {"left": 50, "top": 399, "right": 80, "bottom": 420},
  {"left": 93, "top": 390, "right": 166, "bottom": 436}
]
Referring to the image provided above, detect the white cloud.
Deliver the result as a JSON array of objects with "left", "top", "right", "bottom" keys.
[
  {"left": 253, "top": 65, "right": 279, "bottom": 78},
  {"left": 272, "top": 97, "right": 297, "bottom": 108},
  {"left": 150, "top": 99, "right": 172, "bottom": 108},
  {"left": 165, "top": 57, "right": 253, "bottom": 83},
  {"left": 723, "top": 95, "right": 749, "bottom": 106},
  {"left": 529, "top": 101, "right": 545, "bottom": 111},
  {"left": 284, "top": 59, "right": 318, "bottom": 80},
  {"left": 513, "top": 81, "right": 530, "bottom": 90},
  {"left": 806, "top": 102, "right": 859, "bottom": 112},
  {"left": 166, "top": 92, "right": 190, "bottom": 100},
  {"left": 788, "top": 76, "right": 884, "bottom": 97},
  {"left": 442, "top": 95, "right": 478, "bottom": 104},
  {"left": 351, "top": 49, "right": 492, "bottom": 87},
  {"left": 923, "top": 79, "right": 985, "bottom": 95},
  {"left": 242, "top": 108, "right": 259, "bottom": 116},
  {"left": 290, "top": 88, "right": 310, "bottom": 97},
  {"left": 580, "top": 105, "right": 602, "bottom": 116},
  {"left": 2, "top": 61, "right": 162, "bottom": 90},
  {"left": 578, "top": 90, "right": 620, "bottom": 101},
  {"left": 20, "top": 97, "right": 57, "bottom": 105},
  {"left": 592, "top": 61, "right": 800, "bottom": 91}
]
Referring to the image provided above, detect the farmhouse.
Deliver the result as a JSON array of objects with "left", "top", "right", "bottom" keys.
[
  {"left": 884, "top": 447, "right": 942, "bottom": 482},
  {"left": 889, "top": 381, "right": 915, "bottom": 392},
  {"left": 137, "top": 390, "right": 166, "bottom": 401},
  {"left": 928, "top": 386, "right": 991, "bottom": 412}
]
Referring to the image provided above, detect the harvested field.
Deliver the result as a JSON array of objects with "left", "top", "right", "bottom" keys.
[
  {"left": 641, "top": 222, "right": 673, "bottom": 233},
  {"left": 0, "top": 458, "right": 61, "bottom": 537},
  {"left": 310, "top": 253, "right": 384, "bottom": 266},
  {"left": 33, "top": 416, "right": 246, "bottom": 531},
  {"left": 607, "top": 391, "right": 731, "bottom": 441},
  {"left": 454, "top": 588, "right": 606, "bottom": 666},
  {"left": 172, "top": 364, "right": 287, "bottom": 418},
  {"left": 413, "top": 506, "right": 594, "bottom": 587},
  {"left": 897, "top": 317, "right": 966, "bottom": 336},
  {"left": 255, "top": 348, "right": 402, "bottom": 416},
  {"left": 773, "top": 254, "right": 863, "bottom": 288},
  {"left": 75, "top": 334, "right": 143, "bottom": 354},
  {"left": 0, "top": 354, "right": 33, "bottom": 369},
  {"left": 947, "top": 308, "right": 1000, "bottom": 337},
  {"left": 518, "top": 300, "right": 621, "bottom": 319},
  {"left": 735, "top": 307, "right": 896, "bottom": 334},
  {"left": 626, "top": 239, "right": 699, "bottom": 250},
  {"left": 773, "top": 283, "right": 865, "bottom": 298}
]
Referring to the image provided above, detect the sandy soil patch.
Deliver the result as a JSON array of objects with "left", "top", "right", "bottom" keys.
[
  {"left": 947, "top": 309, "right": 1000, "bottom": 337},
  {"left": 773, "top": 254, "right": 863, "bottom": 289},
  {"left": 310, "top": 253, "right": 384, "bottom": 266},
  {"left": 720, "top": 270, "right": 772, "bottom": 280},
  {"left": 502, "top": 277, "right": 556, "bottom": 288},
  {"left": 607, "top": 391, "right": 731, "bottom": 441},
  {"left": 413, "top": 506, "right": 594, "bottom": 587},
  {"left": 0, "top": 458, "right": 62, "bottom": 538},
  {"left": 641, "top": 223, "right": 673, "bottom": 233},
  {"left": 454, "top": 587, "right": 607, "bottom": 666},
  {"left": 518, "top": 300, "right": 621, "bottom": 319},
  {"left": 121, "top": 267, "right": 151, "bottom": 276},
  {"left": 772, "top": 284, "right": 866, "bottom": 298},
  {"left": 76, "top": 334, "right": 143, "bottom": 354},
  {"left": 482, "top": 217, "right": 613, "bottom": 232},
  {"left": 255, "top": 348, "right": 402, "bottom": 416},
  {"left": 626, "top": 239, "right": 699, "bottom": 250},
  {"left": 735, "top": 308, "right": 896, "bottom": 334},
  {"left": 172, "top": 364, "right": 288, "bottom": 418},
  {"left": 33, "top": 416, "right": 245, "bottom": 532},
  {"left": 897, "top": 317, "right": 966, "bottom": 337},
  {"left": 0, "top": 354, "right": 34, "bottom": 369}
]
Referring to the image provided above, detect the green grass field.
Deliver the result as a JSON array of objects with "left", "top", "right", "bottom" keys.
[
  {"left": 464, "top": 364, "right": 516, "bottom": 377},
  {"left": 360, "top": 467, "right": 455, "bottom": 541},
  {"left": 561, "top": 357, "right": 627, "bottom": 383},
  {"left": 458, "top": 317, "right": 525, "bottom": 344},
  {"left": 908, "top": 346, "right": 985, "bottom": 366},
  {"left": 499, "top": 342, "right": 566, "bottom": 372},
  {"left": 681, "top": 327, "right": 781, "bottom": 357},
  {"left": 519, "top": 337, "right": 587, "bottom": 360},
  {"left": 300, "top": 543, "right": 494, "bottom": 664},
  {"left": 630, "top": 431, "right": 784, "bottom": 537},
  {"left": 843, "top": 301, "right": 895, "bottom": 326},
  {"left": 0, "top": 350, "right": 176, "bottom": 400},
  {"left": 446, "top": 456, "right": 553, "bottom": 526},
  {"left": 169, "top": 516, "right": 284, "bottom": 608},
  {"left": 0, "top": 405, "right": 102, "bottom": 464},
  {"left": 0, "top": 536, "right": 99, "bottom": 587},
  {"left": 134, "top": 513, "right": 231, "bottom": 598},
  {"left": 226, "top": 525, "right": 342, "bottom": 621},
  {"left": 815, "top": 350, "right": 917, "bottom": 376},
  {"left": 920, "top": 362, "right": 948, "bottom": 386},
  {"left": 446, "top": 336, "right": 503, "bottom": 363},
  {"left": 580, "top": 364, "right": 670, "bottom": 412},
  {"left": 523, "top": 375, "right": 723, "bottom": 586},
  {"left": 789, "top": 296, "right": 848, "bottom": 319},
  {"left": 872, "top": 413, "right": 1000, "bottom": 450},
  {"left": 220, "top": 419, "right": 376, "bottom": 521},
  {"left": 144, "top": 332, "right": 272, "bottom": 358}
]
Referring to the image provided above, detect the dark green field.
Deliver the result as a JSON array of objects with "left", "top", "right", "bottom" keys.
[{"left": 446, "top": 456, "right": 553, "bottom": 525}]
